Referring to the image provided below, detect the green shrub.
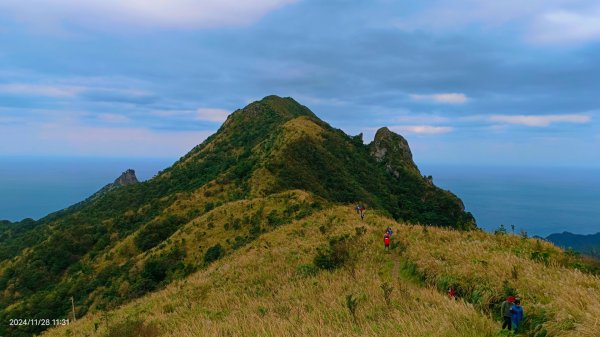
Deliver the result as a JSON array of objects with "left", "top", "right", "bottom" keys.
[
  {"left": 134, "top": 215, "right": 187, "bottom": 251},
  {"left": 130, "top": 246, "right": 187, "bottom": 297},
  {"left": 314, "top": 235, "right": 351, "bottom": 270},
  {"left": 204, "top": 244, "right": 224, "bottom": 264},
  {"left": 204, "top": 202, "right": 215, "bottom": 212},
  {"left": 267, "top": 211, "right": 285, "bottom": 227},
  {"left": 494, "top": 224, "right": 508, "bottom": 235},
  {"left": 531, "top": 251, "right": 550, "bottom": 265},
  {"left": 436, "top": 275, "right": 457, "bottom": 294}
]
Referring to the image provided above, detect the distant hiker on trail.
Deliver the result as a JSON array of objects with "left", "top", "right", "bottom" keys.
[
  {"left": 384, "top": 232, "right": 391, "bottom": 251},
  {"left": 512, "top": 298, "right": 524, "bottom": 330},
  {"left": 501, "top": 296, "right": 515, "bottom": 330},
  {"left": 386, "top": 227, "right": 393, "bottom": 237},
  {"left": 448, "top": 287, "right": 456, "bottom": 299},
  {"left": 355, "top": 204, "right": 361, "bottom": 214},
  {"left": 358, "top": 205, "right": 365, "bottom": 220}
]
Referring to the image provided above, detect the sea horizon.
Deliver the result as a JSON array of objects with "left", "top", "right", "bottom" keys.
[
  {"left": 420, "top": 162, "right": 600, "bottom": 237},
  {"left": 1, "top": 156, "right": 599, "bottom": 237}
]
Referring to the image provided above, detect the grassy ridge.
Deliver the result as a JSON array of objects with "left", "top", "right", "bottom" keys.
[
  {"left": 393, "top": 223, "right": 600, "bottom": 337},
  {"left": 43, "top": 206, "right": 600, "bottom": 337}
]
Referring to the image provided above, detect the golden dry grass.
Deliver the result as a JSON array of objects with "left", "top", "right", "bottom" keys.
[
  {"left": 43, "top": 206, "right": 600, "bottom": 337},
  {"left": 390, "top": 221, "right": 600, "bottom": 337}
]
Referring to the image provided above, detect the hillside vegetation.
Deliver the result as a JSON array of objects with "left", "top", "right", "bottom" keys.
[
  {"left": 43, "top": 206, "right": 600, "bottom": 337},
  {"left": 0, "top": 96, "right": 474, "bottom": 336},
  {"left": 2, "top": 95, "right": 598, "bottom": 337}
]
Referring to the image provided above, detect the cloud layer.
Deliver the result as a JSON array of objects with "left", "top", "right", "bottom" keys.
[
  {"left": 0, "top": 0, "right": 297, "bottom": 30},
  {"left": 490, "top": 114, "right": 591, "bottom": 126},
  {"left": 394, "top": 0, "right": 600, "bottom": 44},
  {"left": 390, "top": 125, "right": 454, "bottom": 134},
  {"left": 410, "top": 93, "right": 468, "bottom": 104},
  {"left": 0, "top": 1, "right": 598, "bottom": 165}
]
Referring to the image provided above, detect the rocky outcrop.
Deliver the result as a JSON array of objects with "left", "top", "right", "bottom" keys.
[
  {"left": 86, "top": 169, "right": 139, "bottom": 202},
  {"left": 369, "top": 127, "right": 420, "bottom": 177},
  {"left": 113, "top": 169, "right": 139, "bottom": 187}
]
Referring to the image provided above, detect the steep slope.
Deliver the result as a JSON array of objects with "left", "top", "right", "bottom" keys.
[
  {"left": 0, "top": 95, "right": 473, "bottom": 337},
  {"left": 240, "top": 103, "right": 474, "bottom": 228},
  {"left": 43, "top": 206, "right": 600, "bottom": 337}
]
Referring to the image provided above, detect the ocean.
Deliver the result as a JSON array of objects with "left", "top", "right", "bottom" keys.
[
  {"left": 1, "top": 157, "right": 598, "bottom": 237},
  {"left": 420, "top": 164, "right": 600, "bottom": 237},
  {"left": 0, "top": 156, "right": 175, "bottom": 222}
]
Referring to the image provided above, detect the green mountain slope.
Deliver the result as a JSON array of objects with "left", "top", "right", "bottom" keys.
[{"left": 0, "top": 95, "right": 473, "bottom": 337}]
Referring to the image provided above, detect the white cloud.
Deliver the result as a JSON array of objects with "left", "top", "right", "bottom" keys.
[
  {"left": 394, "top": 0, "right": 600, "bottom": 44},
  {"left": 490, "top": 114, "right": 591, "bottom": 126},
  {"left": 410, "top": 93, "right": 468, "bottom": 104},
  {"left": 389, "top": 125, "right": 454, "bottom": 134},
  {"left": 529, "top": 9, "right": 600, "bottom": 44},
  {"left": 197, "top": 108, "right": 230, "bottom": 122},
  {"left": 0, "top": 0, "right": 298, "bottom": 31}
]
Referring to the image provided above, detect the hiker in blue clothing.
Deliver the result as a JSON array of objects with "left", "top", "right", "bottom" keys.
[
  {"left": 511, "top": 298, "right": 524, "bottom": 331},
  {"left": 386, "top": 227, "right": 393, "bottom": 237}
]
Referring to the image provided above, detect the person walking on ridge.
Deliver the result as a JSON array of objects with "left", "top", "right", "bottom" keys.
[
  {"left": 358, "top": 205, "right": 365, "bottom": 220},
  {"left": 501, "top": 296, "right": 515, "bottom": 330},
  {"left": 384, "top": 232, "right": 390, "bottom": 251},
  {"left": 448, "top": 287, "right": 456, "bottom": 300},
  {"left": 512, "top": 298, "right": 524, "bottom": 331}
]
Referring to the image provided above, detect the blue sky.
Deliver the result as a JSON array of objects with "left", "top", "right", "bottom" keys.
[{"left": 0, "top": 0, "right": 599, "bottom": 166}]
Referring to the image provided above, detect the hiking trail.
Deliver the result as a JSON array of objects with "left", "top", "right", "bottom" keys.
[{"left": 390, "top": 247, "right": 400, "bottom": 282}]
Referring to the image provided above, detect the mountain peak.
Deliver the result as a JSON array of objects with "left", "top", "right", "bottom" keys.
[
  {"left": 113, "top": 169, "right": 139, "bottom": 187},
  {"left": 86, "top": 169, "right": 139, "bottom": 202},
  {"left": 198, "top": 95, "right": 320, "bottom": 154},
  {"left": 369, "top": 127, "right": 420, "bottom": 177},
  {"left": 240, "top": 95, "right": 317, "bottom": 121}
]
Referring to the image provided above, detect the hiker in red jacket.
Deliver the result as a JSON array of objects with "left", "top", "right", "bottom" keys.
[
  {"left": 448, "top": 287, "right": 457, "bottom": 299},
  {"left": 384, "top": 232, "right": 391, "bottom": 251}
]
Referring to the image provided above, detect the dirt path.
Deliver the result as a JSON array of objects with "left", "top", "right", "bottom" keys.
[{"left": 390, "top": 249, "right": 400, "bottom": 282}]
